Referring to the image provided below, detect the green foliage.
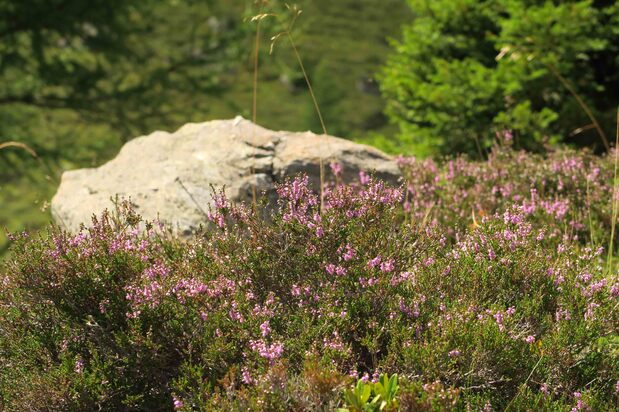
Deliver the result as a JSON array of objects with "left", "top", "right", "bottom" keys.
[
  {"left": 339, "top": 374, "right": 399, "bottom": 412},
  {"left": 380, "top": 0, "right": 619, "bottom": 157},
  {"left": 0, "top": 0, "right": 245, "bottom": 135},
  {"left": 341, "top": 380, "right": 374, "bottom": 412}
]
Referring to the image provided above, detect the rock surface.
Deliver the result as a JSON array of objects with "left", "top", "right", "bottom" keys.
[{"left": 51, "top": 117, "right": 401, "bottom": 233}]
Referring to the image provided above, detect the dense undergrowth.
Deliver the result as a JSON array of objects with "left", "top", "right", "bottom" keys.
[{"left": 1, "top": 143, "right": 618, "bottom": 411}]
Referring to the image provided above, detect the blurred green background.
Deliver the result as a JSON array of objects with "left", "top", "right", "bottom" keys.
[
  {"left": 2, "top": 0, "right": 618, "bottom": 254},
  {"left": 0, "top": 0, "right": 412, "bottom": 253}
]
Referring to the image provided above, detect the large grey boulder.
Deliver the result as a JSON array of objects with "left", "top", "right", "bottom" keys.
[{"left": 51, "top": 117, "right": 401, "bottom": 233}]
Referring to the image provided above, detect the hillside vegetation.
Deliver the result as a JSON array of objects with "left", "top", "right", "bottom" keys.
[
  {"left": 2, "top": 2, "right": 619, "bottom": 409},
  {"left": 2, "top": 145, "right": 618, "bottom": 410}
]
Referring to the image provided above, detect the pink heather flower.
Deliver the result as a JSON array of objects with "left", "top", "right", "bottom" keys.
[
  {"left": 68, "top": 232, "right": 87, "bottom": 247},
  {"left": 242, "top": 367, "right": 253, "bottom": 385},
  {"left": 615, "top": 380, "right": 619, "bottom": 393},
  {"left": 330, "top": 162, "right": 343, "bottom": 177},
  {"left": 424, "top": 257, "right": 435, "bottom": 267},
  {"left": 483, "top": 400, "right": 493, "bottom": 412},
  {"left": 380, "top": 259, "right": 395, "bottom": 273},
  {"left": 525, "top": 335, "right": 535, "bottom": 344},
  {"left": 250, "top": 339, "right": 284, "bottom": 362},
  {"left": 541, "top": 383, "right": 550, "bottom": 397},
  {"left": 399, "top": 298, "right": 413, "bottom": 317},
  {"left": 315, "top": 226, "right": 324, "bottom": 238},
  {"left": 138, "top": 239, "right": 149, "bottom": 252},
  {"left": 213, "top": 193, "right": 229, "bottom": 210},
  {"left": 579, "top": 272, "right": 592, "bottom": 283},
  {"left": 342, "top": 244, "right": 356, "bottom": 261},
  {"left": 359, "top": 170, "right": 370, "bottom": 185},
  {"left": 589, "top": 279, "right": 606, "bottom": 294},
  {"left": 448, "top": 349, "right": 460, "bottom": 358},
  {"left": 584, "top": 302, "right": 599, "bottom": 321},
  {"left": 323, "top": 331, "right": 347, "bottom": 352},
  {"left": 493, "top": 312, "right": 503, "bottom": 324},
  {"left": 207, "top": 211, "right": 226, "bottom": 228},
  {"left": 260, "top": 321, "right": 271, "bottom": 337},
  {"left": 368, "top": 256, "right": 381, "bottom": 269},
  {"left": 229, "top": 304, "right": 244, "bottom": 323},
  {"left": 497, "top": 129, "right": 513, "bottom": 143},
  {"left": 173, "top": 396, "right": 184, "bottom": 410},
  {"left": 571, "top": 392, "right": 585, "bottom": 412},
  {"left": 144, "top": 262, "right": 169, "bottom": 280},
  {"left": 75, "top": 357, "right": 84, "bottom": 374},
  {"left": 335, "top": 266, "right": 347, "bottom": 276},
  {"left": 325, "top": 264, "right": 336, "bottom": 275},
  {"left": 555, "top": 308, "right": 571, "bottom": 322},
  {"left": 99, "top": 299, "right": 108, "bottom": 314},
  {"left": 360, "top": 373, "right": 370, "bottom": 383},
  {"left": 493, "top": 312, "right": 505, "bottom": 332}
]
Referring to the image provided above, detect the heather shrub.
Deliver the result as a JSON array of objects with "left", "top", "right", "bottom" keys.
[
  {"left": 399, "top": 143, "right": 616, "bottom": 251},
  {"left": 1, "top": 150, "right": 618, "bottom": 411}
]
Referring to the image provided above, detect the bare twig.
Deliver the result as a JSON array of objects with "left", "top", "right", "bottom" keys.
[
  {"left": 175, "top": 177, "right": 210, "bottom": 220},
  {"left": 545, "top": 62, "right": 609, "bottom": 151}
]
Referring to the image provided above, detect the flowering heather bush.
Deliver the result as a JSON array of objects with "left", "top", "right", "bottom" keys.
[
  {"left": 398, "top": 143, "right": 616, "bottom": 250},
  {"left": 1, "top": 146, "right": 618, "bottom": 411}
]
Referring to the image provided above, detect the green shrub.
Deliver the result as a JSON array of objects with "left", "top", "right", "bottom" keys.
[{"left": 380, "top": 0, "right": 619, "bottom": 157}]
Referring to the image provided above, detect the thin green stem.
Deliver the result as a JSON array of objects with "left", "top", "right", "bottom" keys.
[
  {"left": 545, "top": 62, "right": 610, "bottom": 151},
  {"left": 252, "top": 3, "right": 264, "bottom": 125},
  {"left": 286, "top": 32, "right": 327, "bottom": 212},
  {"left": 286, "top": 35, "right": 327, "bottom": 136},
  {"left": 249, "top": 0, "right": 265, "bottom": 212}
]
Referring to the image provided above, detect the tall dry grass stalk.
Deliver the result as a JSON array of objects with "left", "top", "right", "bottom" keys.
[
  {"left": 269, "top": 4, "right": 328, "bottom": 211},
  {"left": 544, "top": 62, "right": 610, "bottom": 151},
  {"left": 498, "top": 44, "right": 610, "bottom": 151},
  {"left": 0, "top": 141, "right": 37, "bottom": 157},
  {"left": 249, "top": 2, "right": 329, "bottom": 211},
  {"left": 249, "top": 0, "right": 267, "bottom": 212},
  {"left": 607, "top": 107, "right": 619, "bottom": 274},
  {"left": 252, "top": 2, "right": 265, "bottom": 126},
  {"left": 0, "top": 140, "right": 54, "bottom": 182}
]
